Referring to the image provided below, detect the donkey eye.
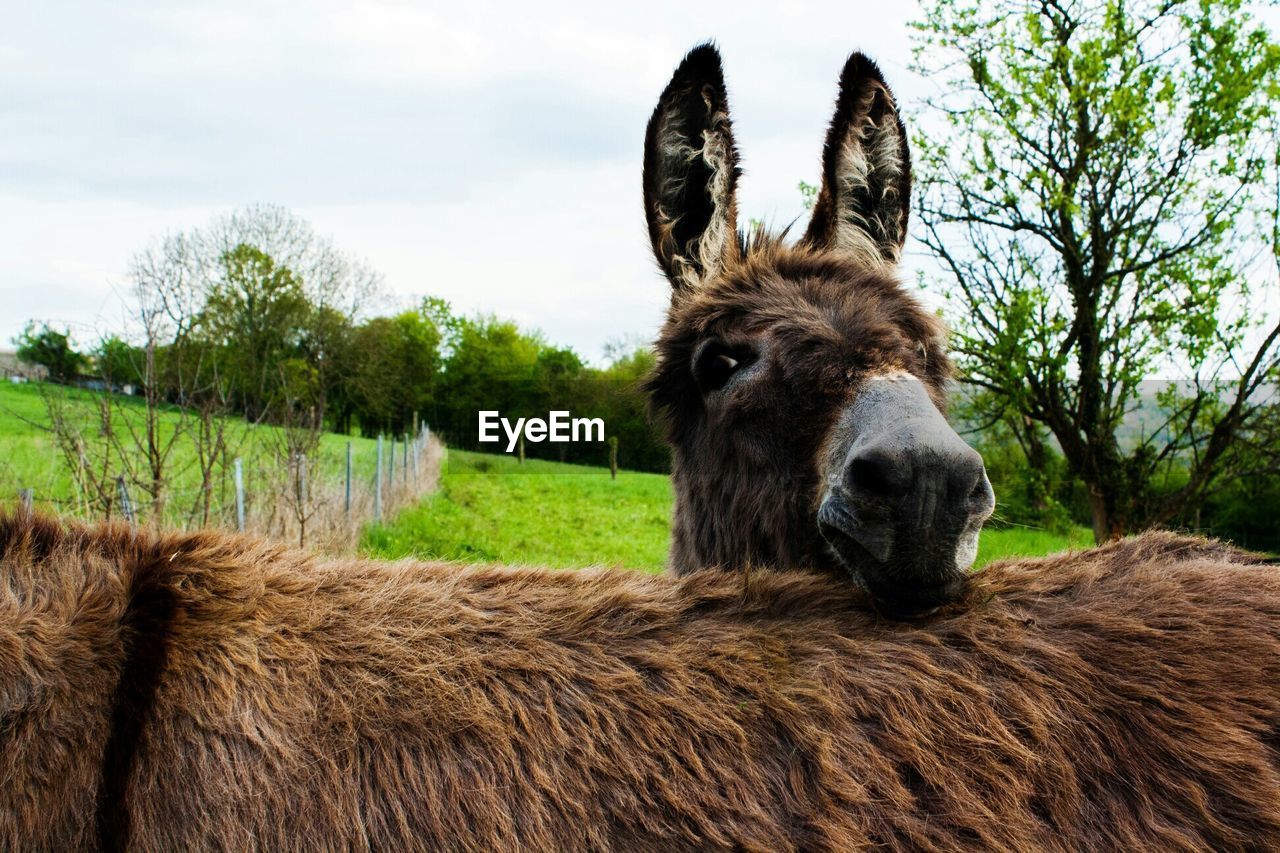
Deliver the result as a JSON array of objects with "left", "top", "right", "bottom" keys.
[{"left": 692, "top": 339, "right": 756, "bottom": 394}]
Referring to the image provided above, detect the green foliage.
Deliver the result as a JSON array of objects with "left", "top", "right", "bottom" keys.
[
  {"left": 1203, "top": 471, "right": 1280, "bottom": 553},
  {"left": 434, "top": 313, "right": 542, "bottom": 444},
  {"left": 968, "top": 431, "right": 1080, "bottom": 534},
  {"left": 420, "top": 296, "right": 464, "bottom": 357},
  {"left": 592, "top": 347, "right": 668, "bottom": 472},
  {"left": 92, "top": 336, "right": 143, "bottom": 387},
  {"left": 424, "top": 311, "right": 668, "bottom": 472},
  {"left": 347, "top": 308, "right": 442, "bottom": 436},
  {"left": 14, "top": 322, "right": 85, "bottom": 384},
  {"left": 914, "top": 0, "right": 1280, "bottom": 540},
  {"left": 798, "top": 180, "right": 818, "bottom": 210},
  {"left": 201, "top": 243, "right": 311, "bottom": 415}
]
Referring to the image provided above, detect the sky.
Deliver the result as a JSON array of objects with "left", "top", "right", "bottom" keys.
[{"left": 0, "top": 0, "right": 935, "bottom": 363}]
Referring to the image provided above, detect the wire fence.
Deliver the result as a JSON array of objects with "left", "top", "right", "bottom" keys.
[{"left": 7, "top": 426, "right": 443, "bottom": 554}]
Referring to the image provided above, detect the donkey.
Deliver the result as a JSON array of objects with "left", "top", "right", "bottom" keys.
[
  {"left": 5, "top": 512, "right": 1280, "bottom": 851},
  {"left": 643, "top": 45, "right": 994, "bottom": 617}
]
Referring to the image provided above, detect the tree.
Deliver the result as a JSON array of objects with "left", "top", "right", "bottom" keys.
[
  {"left": 437, "top": 315, "right": 542, "bottom": 448},
  {"left": 197, "top": 204, "right": 382, "bottom": 427},
  {"left": 202, "top": 243, "right": 311, "bottom": 419},
  {"left": 92, "top": 336, "right": 143, "bottom": 389},
  {"left": 390, "top": 308, "right": 443, "bottom": 426},
  {"left": 534, "top": 346, "right": 586, "bottom": 460},
  {"left": 595, "top": 345, "right": 669, "bottom": 473},
  {"left": 914, "top": 0, "right": 1280, "bottom": 541},
  {"left": 347, "top": 309, "right": 442, "bottom": 437},
  {"left": 204, "top": 204, "right": 382, "bottom": 324},
  {"left": 15, "top": 322, "right": 85, "bottom": 384}
]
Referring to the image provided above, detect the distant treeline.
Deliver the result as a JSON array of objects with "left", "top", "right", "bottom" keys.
[
  {"left": 14, "top": 206, "right": 670, "bottom": 473},
  {"left": 18, "top": 303, "right": 670, "bottom": 474}
]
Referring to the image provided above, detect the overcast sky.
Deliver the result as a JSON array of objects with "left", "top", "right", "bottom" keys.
[{"left": 0, "top": 0, "right": 944, "bottom": 362}]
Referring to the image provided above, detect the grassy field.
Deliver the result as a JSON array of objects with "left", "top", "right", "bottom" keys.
[
  {"left": 0, "top": 381, "right": 386, "bottom": 525},
  {"left": 363, "top": 447, "right": 1094, "bottom": 571},
  {"left": 362, "top": 450, "right": 674, "bottom": 569}
]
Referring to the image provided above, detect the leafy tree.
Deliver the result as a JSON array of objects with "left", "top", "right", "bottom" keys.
[
  {"left": 437, "top": 315, "right": 543, "bottom": 448},
  {"left": 347, "top": 309, "right": 442, "bottom": 437},
  {"left": 300, "top": 305, "right": 356, "bottom": 432},
  {"left": 92, "top": 335, "right": 144, "bottom": 388},
  {"left": 347, "top": 317, "right": 403, "bottom": 435},
  {"left": 533, "top": 346, "right": 586, "bottom": 407},
  {"left": 388, "top": 308, "right": 443, "bottom": 429},
  {"left": 201, "top": 243, "right": 310, "bottom": 418},
  {"left": 595, "top": 346, "right": 669, "bottom": 473},
  {"left": 15, "top": 322, "right": 85, "bottom": 384},
  {"left": 914, "top": 0, "right": 1280, "bottom": 541},
  {"left": 533, "top": 347, "right": 587, "bottom": 460},
  {"left": 420, "top": 296, "right": 464, "bottom": 358}
]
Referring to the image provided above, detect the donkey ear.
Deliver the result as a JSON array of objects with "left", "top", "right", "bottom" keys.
[
  {"left": 643, "top": 44, "right": 740, "bottom": 293},
  {"left": 802, "top": 53, "right": 911, "bottom": 265}
]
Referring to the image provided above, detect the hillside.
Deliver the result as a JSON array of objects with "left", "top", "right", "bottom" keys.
[{"left": 0, "top": 381, "right": 388, "bottom": 530}]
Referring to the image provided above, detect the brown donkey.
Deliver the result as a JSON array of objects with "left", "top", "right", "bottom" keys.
[
  {"left": 644, "top": 45, "right": 994, "bottom": 617},
  {"left": 5, "top": 513, "right": 1280, "bottom": 850}
]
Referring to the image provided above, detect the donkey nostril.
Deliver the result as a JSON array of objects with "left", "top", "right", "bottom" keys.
[
  {"left": 969, "top": 472, "right": 996, "bottom": 516},
  {"left": 847, "top": 450, "right": 910, "bottom": 500}
]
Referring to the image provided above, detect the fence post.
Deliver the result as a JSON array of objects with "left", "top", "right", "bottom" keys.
[
  {"left": 297, "top": 454, "right": 308, "bottom": 508},
  {"left": 375, "top": 434, "right": 384, "bottom": 523},
  {"left": 389, "top": 435, "right": 396, "bottom": 483},
  {"left": 609, "top": 436, "right": 619, "bottom": 481},
  {"left": 402, "top": 435, "right": 408, "bottom": 484},
  {"left": 116, "top": 476, "right": 135, "bottom": 525},
  {"left": 233, "top": 457, "right": 245, "bottom": 531},
  {"left": 18, "top": 488, "right": 32, "bottom": 513},
  {"left": 345, "top": 441, "right": 353, "bottom": 521}
]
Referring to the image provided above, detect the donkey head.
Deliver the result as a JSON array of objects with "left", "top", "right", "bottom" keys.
[{"left": 643, "top": 45, "right": 994, "bottom": 618}]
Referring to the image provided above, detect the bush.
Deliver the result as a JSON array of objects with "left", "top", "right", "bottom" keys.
[{"left": 15, "top": 323, "right": 85, "bottom": 384}]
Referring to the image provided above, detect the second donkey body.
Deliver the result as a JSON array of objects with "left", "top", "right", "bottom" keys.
[{"left": 4, "top": 514, "right": 1280, "bottom": 850}]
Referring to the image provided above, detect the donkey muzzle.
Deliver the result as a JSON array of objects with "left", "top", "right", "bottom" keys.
[{"left": 818, "top": 374, "right": 995, "bottom": 618}]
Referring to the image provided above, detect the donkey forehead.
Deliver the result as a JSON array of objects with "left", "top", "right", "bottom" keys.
[{"left": 673, "top": 259, "right": 925, "bottom": 345}]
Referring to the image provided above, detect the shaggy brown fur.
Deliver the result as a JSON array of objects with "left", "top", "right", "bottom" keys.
[{"left": 4, "top": 512, "right": 1280, "bottom": 851}]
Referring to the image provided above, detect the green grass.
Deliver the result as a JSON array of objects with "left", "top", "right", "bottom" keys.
[
  {"left": 975, "top": 524, "right": 1094, "bottom": 566},
  {"left": 0, "top": 381, "right": 383, "bottom": 523},
  {"left": 361, "top": 449, "right": 674, "bottom": 570},
  {"left": 363, "top": 447, "right": 1094, "bottom": 571}
]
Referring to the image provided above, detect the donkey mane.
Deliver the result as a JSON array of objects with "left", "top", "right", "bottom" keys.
[{"left": 4, "top": 512, "right": 1280, "bottom": 849}]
